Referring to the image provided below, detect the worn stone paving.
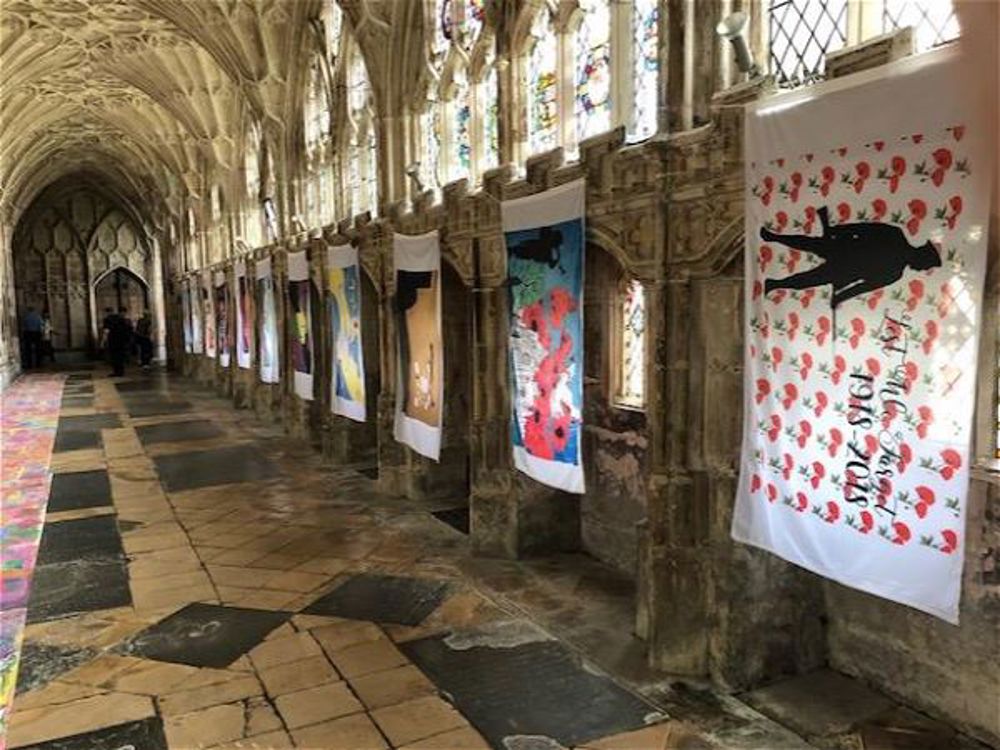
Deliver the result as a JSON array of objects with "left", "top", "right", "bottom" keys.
[{"left": 5, "top": 369, "right": 980, "bottom": 750}]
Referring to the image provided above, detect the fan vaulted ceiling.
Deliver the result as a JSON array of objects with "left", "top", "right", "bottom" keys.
[{"left": 0, "top": 0, "right": 326, "bottom": 230}]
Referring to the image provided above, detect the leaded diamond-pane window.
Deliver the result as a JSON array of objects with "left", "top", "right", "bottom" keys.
[
  {"left": 882, "top": 0, "right": 959, "bottom": 53},
  {"left": 769, "top": 0, "right": 848, "bottom": 86}
]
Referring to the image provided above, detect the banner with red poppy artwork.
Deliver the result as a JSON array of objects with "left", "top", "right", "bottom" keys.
[
  {"left": 202, "top": 270, "right": 216, "bottom": 359},
  {"left": 503, "top": 180, "right": 586, "bottom": 494},
  {"left": 732, "top": 48, "right": 991, "bottom": 623}
]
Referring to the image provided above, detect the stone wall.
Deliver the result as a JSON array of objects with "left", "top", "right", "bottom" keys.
[{"left": 161, "top": 36, "right": 1000, "bottom": 747}]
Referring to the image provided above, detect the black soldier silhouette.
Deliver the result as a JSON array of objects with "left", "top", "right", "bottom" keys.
[{"left": 762, "top": 206, "right": 941, "bottom": 309}]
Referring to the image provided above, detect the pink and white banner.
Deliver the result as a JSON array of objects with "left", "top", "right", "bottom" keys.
[{"left": 732, "top": 49, "right": 991, "bottom": 623}]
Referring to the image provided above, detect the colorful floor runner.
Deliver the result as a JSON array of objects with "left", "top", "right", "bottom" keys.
[{"left": 0, "top": 374, "right": 64, "bottom": 747}]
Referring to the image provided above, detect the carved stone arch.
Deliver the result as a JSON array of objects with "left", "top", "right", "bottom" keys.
[
  {"left": 587, "top": 219, "right": 637, "bottom": 278},
  {"left": 687, "top": 216, "right": 744, "bottom": 279}
]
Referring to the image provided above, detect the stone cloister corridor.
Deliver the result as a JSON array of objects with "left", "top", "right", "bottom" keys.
[{"left": 1, "top": 0, "right": 998, "bottom": 749}]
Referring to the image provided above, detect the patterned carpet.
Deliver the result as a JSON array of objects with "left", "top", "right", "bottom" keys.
[{"left": 0, "top": 374, "right": 65, "bottom": 747}]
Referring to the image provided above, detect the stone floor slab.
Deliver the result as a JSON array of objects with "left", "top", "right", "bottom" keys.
[
  {"left": 26, "top": 558, "right": 131, "bottom": 624},
  {"left": 10, "top": 716, "right": 167, "bottom": 750},
  {"left": 741, "top": 668, "right": 897, "bottom": 739},
  {"left": 46, "top": 470, "right": 112, "bottom": 513},
  {"left": 135, "top": 419, "right": 225, "bottom": 445},
  {"left": 153, "top": 445, "right": 280, "bottom": 491},
  {"left": 35, "top": 515, "right": 123, "bottom": 566},
  {"left": 401, "top": 623, "right": 657, "bottom": 748},
  {"left": 302, "top": 573, "right": 449, "bottom": 626},
  {"left": 119, "top": 603, "right": 291, "bottom": 668}
]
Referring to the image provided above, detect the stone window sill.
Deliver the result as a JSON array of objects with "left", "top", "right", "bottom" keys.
[{"left": 971, "top": 459, "right": 1000, "bottom": 486}]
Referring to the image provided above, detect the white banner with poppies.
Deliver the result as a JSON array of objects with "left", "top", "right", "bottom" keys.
[
  {"left": 287, "top": 250, "right": 314, "bottom": 401},
  {"left": 255, "top": 257, "right": 279, "bottom": 384},
  {"left": 202, "top": 270, "right": 216, "bottom": 359},
  {"left": 235, "top": 260, "right": 253, "bottom": 370},
  {"left": 393, "top": 231, "right": 443, "bottom": 461},
  {"left": 327, "top": 243, "right": 367, "bottom": 422},
  {"left": 732, "top": 48, "right": 991, "bottom": 623},
  {"left": 502, "top": 179, "right": 586, "bottom": 495},
  {"left": 214, "top": 270, "right": 230, "bottom": 368}
]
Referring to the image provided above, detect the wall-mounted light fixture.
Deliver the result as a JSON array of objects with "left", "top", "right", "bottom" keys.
[
  {"left": 717, "top": 11, "right": 761, "bottom": 78},
  {"left": 405, "top": 162, "right": 425, "bottom": 193}
]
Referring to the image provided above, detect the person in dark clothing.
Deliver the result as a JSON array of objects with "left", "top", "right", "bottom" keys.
[
  {"left": 105, "top": 306, "right": 133, "bottom": 377},
  {"left": 762, "top": 206, "right": 942, "bottom": 309},
  {"left": 21, "top": 306, "right": 44, "bottom": 369},
  {"left": 135, "top": 310, "right": 154, "bottom": 368}
]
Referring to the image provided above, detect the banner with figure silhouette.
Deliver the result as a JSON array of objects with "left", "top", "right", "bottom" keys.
[
  {"left": 234, "top": 260, "right": 252, "bottom": 370},
  {"left": 393, "top": 232, "right": 443, "bottom": 461},
  {"left": 255, "top": 257, "right": 279, "bottom": 384},
  {"left": 214, "top": 270, "right": 230, "bottom": 368},
  {"left": 732, "top": 48, "right": 991, "bottom": 623},
  {"left": 287, "top": 250, "right": 314, "bottom": 401},
  {"left": 327, "top": 243, "right": 366, "bottom": 422},
  {"left": 202, "top": 270, "right": 216, "bottom": 359},
  {"left": 502, "top": 180, "right": 586, "bottom": 494}
]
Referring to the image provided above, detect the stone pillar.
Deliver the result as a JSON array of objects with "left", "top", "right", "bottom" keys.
[{"left": 151, "top": 237, "right": 168, "bottom": 362}]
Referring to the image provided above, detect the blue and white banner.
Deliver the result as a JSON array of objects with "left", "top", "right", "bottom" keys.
[{"left": 502, "top": 180, "right": 586, "bottom": 494}]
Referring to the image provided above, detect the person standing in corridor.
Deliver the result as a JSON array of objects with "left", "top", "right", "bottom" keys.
[
  {"left": 104, "top": 306, "right": 133, "bottom": 377},
  {"left": 21, "top": 306, "right": 44, "bottom": 369},
  {"left": 135, "top": 309, "right": 154, "bottom": 369}
]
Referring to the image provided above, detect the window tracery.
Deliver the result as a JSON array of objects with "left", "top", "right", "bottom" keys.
[
  {"left": 631, "top": 0, "right": 659, "bottom": 140},
  {"left": 616, "top": 278, "right": 646, "bottom": 409},
  {"left": 243, "top": 123, "right": 264, "bottom": 249},
  {"left": 527, "top": 7, "right": 559, "bottom": 155},
  {"left": 574, "top": 0, "right": 612, "bottom": 143},
  {"left": 344, "top": 37, "right": 378, "bottom": 217}
]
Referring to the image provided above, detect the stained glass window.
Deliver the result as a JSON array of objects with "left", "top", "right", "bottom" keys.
[
  {"left": 574, "top": 0, "right": 612, "bottom": 143},
  {"left": 305, "top": 58, "right": 330, "bottom": 160},
  {"left": 347, "top": 137, "right": 361, "bottom": 216},
  {"left": 345, "top": 40, "right": 377, "bottom": 216},
  {"left": 365, "top": 126, "right": 378, "bottom": 215},
  {"left": 528, "top": 9, "right": 558, "bottom": 154},
  {"left": 618, "top": 278, "right": 646, "bottom": 408},
  {"left": 481, "top": 65, "right": 499, "bottom": 171},
  {"left": 459, "top": 0, "right": 486, "bottom": 48},
  {"left": 882, "top": 0, "right": 959, "bottom": 53},
  {"left": 433, "top": 0, "right": 452, "bottom": 60},
  {"left": 424, "top": 102, "right": 442, "bottom": 191},
  {"left": 451, "top": 70, "right": 472, "bottom": 180},
  {"left": 319, "top": 169, "right": 331, "bottom": 224},
  {"left": 326, "top": 0, "right": 343, "bottom": 58},
  {"left": 631, "top": 0, "right": 659, "bottom": 140}
]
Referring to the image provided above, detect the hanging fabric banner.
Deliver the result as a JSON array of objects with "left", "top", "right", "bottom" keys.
[
  {"left": 181, "top": 278, "right": 193, "bottom": 354},
  {"left": 327, "top": 243, "right": 367, "bottom": 422},
  {"left": 190, "top": 276, "right": 203, "bottom": 354},
  {"left": 202, "top": 270, "right": 216, "bottom": 359},
  {"left": 235, "top": 260, "right": 253, "bottom": 370},
  {"left": 214, "top": 270, "right": 230, "bottom": 368},
  {"left": 287, "top": 250, "right": 314, "bottom": 400},
  {"left": 502, "top": 179, "right": 586, "bottom": 494},
  {"left": 393, "top": 231, "right": 443, "bottom": 460},
  {"left": 732, "top": 48, "right": 991, "bottom": 623},
  {"left": 256, "top": 257, "right": 279, "bottom": 384}
]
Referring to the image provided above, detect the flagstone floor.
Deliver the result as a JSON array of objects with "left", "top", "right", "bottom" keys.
[{"left": 1, "top": 370, "right": 989, "bottom": 750}]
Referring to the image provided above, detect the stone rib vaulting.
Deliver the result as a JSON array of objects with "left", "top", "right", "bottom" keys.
[{"left": 0, "top": 2, "right": 998, "bottom": 750}]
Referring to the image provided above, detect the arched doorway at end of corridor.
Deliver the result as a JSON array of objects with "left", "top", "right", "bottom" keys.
[{"left": 92, "top": 266, "right": 150, "bottom": 348}]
